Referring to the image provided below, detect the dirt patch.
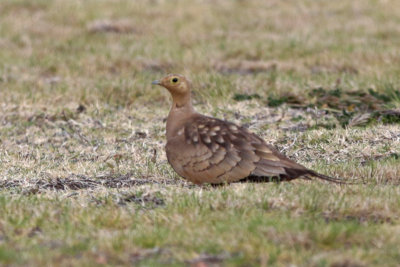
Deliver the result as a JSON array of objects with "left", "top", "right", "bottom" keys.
[
  {"left": 330, "top": 259, "right": 366, "bottom": 267},
  {"left": 187, "top": 252, "right": 231, "bottom": 267},
  {"left": 119, "top": 193, "right": 165, "bottom": 207},
  {"left": 0, "top": 174, "right": 185, "bottom": 192},
  {"left": 259, "top": 87, "right": 400, "bottom": 129},
  {"left": 359, "top": 152, "right": 400, "bottom": 166},
  {"left": 322, "top": 211, "right": 396, "bottom": 224},
  {"left": 137, "top": 59, "right": 174, "bottom": 73},
  {"left": 214, "top": 60, "right": 277, "bottom": 75},
  {"left": 309, "top": 64, "right": 359, "bottom": 75},
  {"left": 129, "top": 248, "right": 165, "bottom": 264},
  {"left": 307, "top": 87, "right": 396, "bottom": 111},
  {"left": 87, "top": 19, "right": 138, "bottom": 34},
  {"left": 265, "top": 87, "right": 398, "bottom": 112}
]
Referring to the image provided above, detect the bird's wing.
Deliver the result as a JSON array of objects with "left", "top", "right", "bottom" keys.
[{"left": 166, "top": 115, "right": 317, "bottom": 184}]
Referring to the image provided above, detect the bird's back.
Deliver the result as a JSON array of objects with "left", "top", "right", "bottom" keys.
[{"left": 165, "top": 114, "right": 312, "bottom": 184}]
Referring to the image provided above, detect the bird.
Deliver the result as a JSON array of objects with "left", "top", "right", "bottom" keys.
[{"left": 152, "top": 74, "right": 344, "bottom": 185}]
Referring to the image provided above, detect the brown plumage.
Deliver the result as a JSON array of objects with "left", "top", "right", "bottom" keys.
[{"left": 152, "top": 74, "right": 344, "bottom": 185}]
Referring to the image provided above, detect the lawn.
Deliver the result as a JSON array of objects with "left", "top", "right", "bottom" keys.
[{"left": 0, "top": 0, "right": 400, "bottom": 266}]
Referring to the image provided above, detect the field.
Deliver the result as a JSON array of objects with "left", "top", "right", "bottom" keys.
[{"left": 1, "top": 0, "right": 400, "bottom": 266}]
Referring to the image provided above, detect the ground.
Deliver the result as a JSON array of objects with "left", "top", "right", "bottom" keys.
[{"left": 1, "top": 0, "right": 400, "bottom": 266}]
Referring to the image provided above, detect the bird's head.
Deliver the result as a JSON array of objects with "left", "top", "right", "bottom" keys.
[{"left": 152, "top": 74, "right": 191, "bottom": 96}]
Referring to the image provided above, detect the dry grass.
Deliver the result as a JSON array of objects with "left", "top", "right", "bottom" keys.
[{"left": 1, "top": 0, "right": 400, "bottom": 266}]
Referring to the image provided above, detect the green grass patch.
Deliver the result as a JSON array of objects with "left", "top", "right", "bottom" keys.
[{"left": 1, "top": 0, "right": 400, "bottom": 266}]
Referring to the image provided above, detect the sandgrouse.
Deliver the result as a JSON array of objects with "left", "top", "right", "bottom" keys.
[{"left": 152, "top": 74, "right": 343, "bottom": 185}]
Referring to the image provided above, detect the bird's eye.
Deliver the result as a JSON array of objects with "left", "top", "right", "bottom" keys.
[{"left": 172, "top": 77, "right": 179, "bottom": 83}]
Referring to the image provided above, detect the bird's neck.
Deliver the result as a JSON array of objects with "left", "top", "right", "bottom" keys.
[{"left": 166, "top": 93, "right": 196, "bottom": 139}]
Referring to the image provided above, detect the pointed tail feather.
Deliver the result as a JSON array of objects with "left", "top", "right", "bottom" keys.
[{"left": 307, "top": 170, "right": 351, "bottom": 184}]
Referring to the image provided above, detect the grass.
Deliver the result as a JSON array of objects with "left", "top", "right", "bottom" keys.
[{"left": 1, "top": 0, "right": 400, "bottom": 266}]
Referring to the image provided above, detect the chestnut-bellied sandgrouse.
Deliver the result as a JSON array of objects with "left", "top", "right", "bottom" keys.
[{"left": 152, "top": 74, "right": 343, "bottom": 185}]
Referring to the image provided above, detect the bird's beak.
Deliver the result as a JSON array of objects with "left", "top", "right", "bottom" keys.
[{"left": 152, "top": 80, "right": 160, "bottom": 85}]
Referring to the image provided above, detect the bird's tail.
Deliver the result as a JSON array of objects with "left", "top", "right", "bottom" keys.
[{"left": 307, "top": 170, "right": 351, "bottom": 184}]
